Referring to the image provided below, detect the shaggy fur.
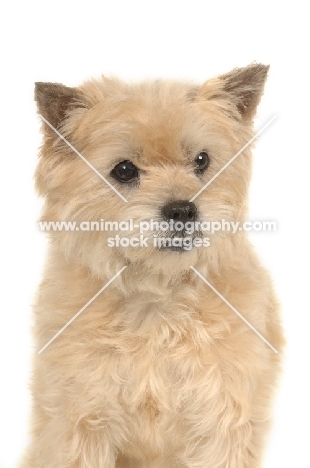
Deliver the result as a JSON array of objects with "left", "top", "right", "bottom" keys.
[{"left": 21, "top": 64, "right": 284, "bottom": 468}]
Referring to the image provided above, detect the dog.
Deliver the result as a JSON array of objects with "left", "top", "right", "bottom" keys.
[{"left": 21, "top": 63, "right": 284, "bottom": 467}]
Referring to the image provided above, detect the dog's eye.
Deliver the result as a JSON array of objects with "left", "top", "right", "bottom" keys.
[
  {"left": 195, "top": 152, "right": 210, "bottom": 174},
  {"left": 111, "top": 160, "right": 139, "bottom": 183}
]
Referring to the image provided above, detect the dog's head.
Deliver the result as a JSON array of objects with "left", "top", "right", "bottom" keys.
[{"left": 35, "top": 64, "right": 268, "bottom": 278}]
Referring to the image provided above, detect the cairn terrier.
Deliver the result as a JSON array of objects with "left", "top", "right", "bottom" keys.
[{"left": 21, "top": 63, "right": 283, "bottom": 468}]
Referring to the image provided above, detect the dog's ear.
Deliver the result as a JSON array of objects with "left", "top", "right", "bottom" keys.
[
  {"left": 35, "top": 82, "right": 88, "bottom": 131},
  {"left": 199, "top": 63, "right": 269, "bottom": 121}
]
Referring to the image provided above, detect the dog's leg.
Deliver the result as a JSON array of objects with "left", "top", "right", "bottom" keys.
[
  {"left": 20, "top": 439, "right": 116, "bottom": 468},
  {"left": 175, "top": 434, "right": 255, "bottom": 468},
  {"left": 175, "top": 375, "right": 277, "bottom": 468},
  {"left": 175, "top": 415, "right": 270, "bottom": 468},
  {"left": 19, "top": 412, "right": 117, "bottom": 468}
]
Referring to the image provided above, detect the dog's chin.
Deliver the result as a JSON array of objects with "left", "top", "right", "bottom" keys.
[
  {"left": 120, "top": 242, "right": 202, "bottom": 276},
  {"left": 78, "top": 234, "right": 208, "bottom": 280}
]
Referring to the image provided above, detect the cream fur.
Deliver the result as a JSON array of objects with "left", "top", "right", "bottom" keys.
[{"left": 21, "top": 64, "right": 284, "bottom": 468}]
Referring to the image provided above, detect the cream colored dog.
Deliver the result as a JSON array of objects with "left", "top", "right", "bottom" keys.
[{"left": 21, "top": 64, "right": 284, "bottom": 468}]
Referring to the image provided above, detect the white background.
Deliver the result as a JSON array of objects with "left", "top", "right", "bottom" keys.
[{"left": 1, "top": 1, "right": 309, "bottom": 467}]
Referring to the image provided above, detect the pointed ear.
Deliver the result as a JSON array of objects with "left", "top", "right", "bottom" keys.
[
  {"left": 34, "top": 82, "right": 88, "bottom": 130},
  {"left": 199, "top": 63, "right": 269, "bottom": 121}
]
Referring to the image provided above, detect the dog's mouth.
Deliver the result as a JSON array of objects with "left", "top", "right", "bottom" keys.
[
  {"left": 156, "top": 231, "right": 201, "bottom": 253},
  {"left": 160, "top": 243, "right": 190, "bottom": 253}
]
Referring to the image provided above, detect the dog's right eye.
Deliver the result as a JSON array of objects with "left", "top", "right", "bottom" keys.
[{"left": 111, "top": 160, "right": 139, "bottom": 183}]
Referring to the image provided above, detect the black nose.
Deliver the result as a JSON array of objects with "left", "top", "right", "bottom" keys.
[{"left": 161, "top": 200, "right": 198, "bottom": 223}]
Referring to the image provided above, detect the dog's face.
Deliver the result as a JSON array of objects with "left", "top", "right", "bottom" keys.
[{"left": 35, "top": 64, "right": 268, "bottom": 277}]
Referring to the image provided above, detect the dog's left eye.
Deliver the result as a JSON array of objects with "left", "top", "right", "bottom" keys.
[
  {"left": 195, "top": 152, "right": 210, "bottom": 174},
  {"left": 111, "top": 160, "right": 139, "bottom": 183}
]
